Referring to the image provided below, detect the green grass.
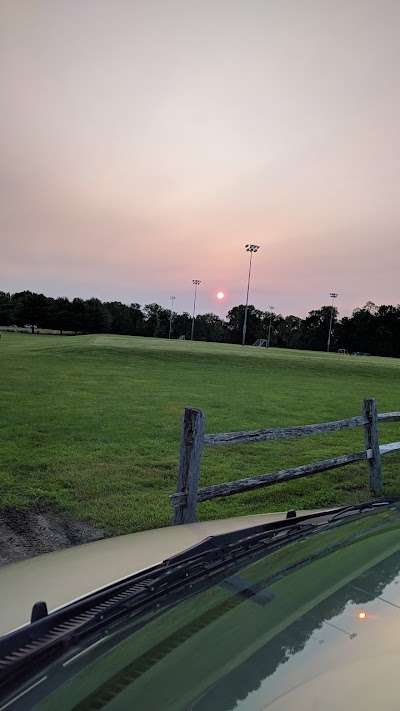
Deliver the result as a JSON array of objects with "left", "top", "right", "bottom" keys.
[{"left": 0, "top": 333, "right": 400, "bottom": 534}]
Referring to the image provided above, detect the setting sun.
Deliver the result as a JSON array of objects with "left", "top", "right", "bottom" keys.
[{"left": 217, "top": 292, "right": 225, "bottom": 299}]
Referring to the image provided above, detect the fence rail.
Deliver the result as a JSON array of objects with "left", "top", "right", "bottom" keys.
[
  {"left": 203, "top": 416, "right": 368, "bottom": 446},
  {"left": 171, "top": 399, "right": 400, "bottom": 525}
]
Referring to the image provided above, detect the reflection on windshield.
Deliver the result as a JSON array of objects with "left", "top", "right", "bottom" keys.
[{"left": 192, "top": 551, "right": 400, "bottom": 711}]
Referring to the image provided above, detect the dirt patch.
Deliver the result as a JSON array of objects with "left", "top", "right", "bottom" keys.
[{"left": 0, "top": 507, "right": 105, "bottom": 566}]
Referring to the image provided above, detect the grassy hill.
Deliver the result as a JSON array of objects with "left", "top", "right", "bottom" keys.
[{"left": 1, "top": 333, "right": 400, "bottom": 535}]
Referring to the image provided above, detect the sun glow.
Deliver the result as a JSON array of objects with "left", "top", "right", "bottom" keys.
[{"left": 217, "top": 292, "right": 224, "bottom": 299}]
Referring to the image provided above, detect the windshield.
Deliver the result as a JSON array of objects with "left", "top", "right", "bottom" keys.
[{"left": 4, "top": 505, "right": 400, "bottom": 710}]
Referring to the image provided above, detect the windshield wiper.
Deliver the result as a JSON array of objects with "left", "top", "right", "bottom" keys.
[
  {"left": 0, "top": 520, "right": 320, "bottom": 699},
  {"left": 167, "top": 497, "right": 400, "bottom": 566},
  {"left": 328, "top": 498, "right": 399, "bottom": 522},
  {"left": 1, "top": 497, "right": 399, "bottom": 702}
]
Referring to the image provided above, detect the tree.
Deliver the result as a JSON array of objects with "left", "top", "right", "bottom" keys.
[
  {"left": 193, "top": 313, "right": 226, "bottom": 342},
  {"left": 50, "top": 297, "right": 74, "bottom": 334},
  {"left": 345, "top": 304, "right": 376, "bottom": 354},
  {"left": 300, "top": 306, "right": 338, "bottom": 351},
  {"left": 0, "top": 292, "right": 13, "bottom": 325},
  {"left": 142, "top": 303, "right": 170, "bottom": 338},
  {"left": 172, "top": 312, "right": 192, "bottom": 340},
  {"left": 226, "top": 305, "right": 264, "bottom": 344},
  {"left": 376, "top": 305, "right": 400, "bottom": 357},
  {"left": 70, "top": 298, "right": 87, "bottom": 334},
  {"left": 275, "top": 315, "right": 303, "bottom": 349},
  {"left": 12, "top": 291, "right": 51, "bottom": 331},
  {"left": 83, "top": 298, "right": 111, "bottom": 333},
  {"left": 106, "top": 302, "right": 134, "bottom": 335},
  {"left": 129, "top": 303, "right": 144, "bottom": 336}
]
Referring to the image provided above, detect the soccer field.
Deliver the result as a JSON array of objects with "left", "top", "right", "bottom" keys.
[{"left": 1, "top": 333, "right": 400, "bottom": 535}]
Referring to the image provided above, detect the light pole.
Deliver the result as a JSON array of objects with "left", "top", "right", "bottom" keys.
[
  {"left": 267, "top": 306, "right": 275, "bottom": 347},
  {"left": 169, "top": 296, "right": 176, "bottom": 339},
  {"left": 242, "top": 244, "right": 260, "bottom": 346},
  {"left": 327, "top": 293, "right": 338, "bottom": 352},
  {"left": 191, "top": 280, "right": 201, "bottom": 340}
]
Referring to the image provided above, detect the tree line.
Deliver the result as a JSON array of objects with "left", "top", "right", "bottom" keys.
[{"left": 1, "top": 291, "right": 399, "bottom": 357}]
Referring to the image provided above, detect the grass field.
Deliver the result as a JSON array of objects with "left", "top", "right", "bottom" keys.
[{"left": 1, "top": 333, "right": 400, "bottom": 535}]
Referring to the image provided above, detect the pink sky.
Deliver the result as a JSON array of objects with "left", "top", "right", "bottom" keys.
[{"left": 1, "top": 0, "right": 399, "bottom": 318}]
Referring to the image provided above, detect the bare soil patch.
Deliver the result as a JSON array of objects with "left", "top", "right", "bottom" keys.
[{"left": 0, "top": 507, "right": 105, "bottom": 566}]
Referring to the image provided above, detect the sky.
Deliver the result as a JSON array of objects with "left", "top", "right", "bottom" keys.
[{"left": 1, "top": 0, "right": 399, "bottom": 319}]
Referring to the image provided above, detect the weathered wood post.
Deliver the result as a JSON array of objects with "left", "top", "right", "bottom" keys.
[
  {"left": 172, "top": 407, "right": 205, "bottom": 525},
  {"left": 363, "top": 398, "right": 382, "bottom": 494}
]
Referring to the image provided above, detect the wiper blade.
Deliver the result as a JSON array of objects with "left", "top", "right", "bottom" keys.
[
  {"left": 168, "top": 496, "right": 400, "bottom": 566},
  {"left": 167, "top": 514, "right": 319, "bottom": 566},
  {"left": 328, "top": 497, "right": 400, "bottom": 522}
]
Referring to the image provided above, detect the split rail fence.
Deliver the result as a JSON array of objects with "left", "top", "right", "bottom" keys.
[{"left": 170, "top": 398, "right": 400, "bottom": 525}]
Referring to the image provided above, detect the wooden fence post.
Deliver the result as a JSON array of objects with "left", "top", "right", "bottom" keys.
[
  {"left": 172, "top": 407, "right": 205, "bottom": 525},
  {"left": 363, "top": 398, "right": 382, "bottom": 494}
]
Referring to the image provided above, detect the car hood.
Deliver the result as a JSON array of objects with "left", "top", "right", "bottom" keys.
[
  {"left": 0, "top": 510, "right": 325, "bottom": 637},
  {"left": 2, "top": 505, "right": 400, "bottom": 711}
]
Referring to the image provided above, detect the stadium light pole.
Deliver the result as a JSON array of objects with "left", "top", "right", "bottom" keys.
[
  {"left": 169, "top": 296, "right": 176, "bottom": 339},
  {"left": 191, "top": 280, "right": 201, "bottom": 340},
  {"left": 327, "top": 293, "right": 338, "bottom": 352},
  {"left": 267, "top": 306, "right": 275, "bottom": 347},
  {"left": 242, "top": 244, "right": 260, "bottom": 346}
]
